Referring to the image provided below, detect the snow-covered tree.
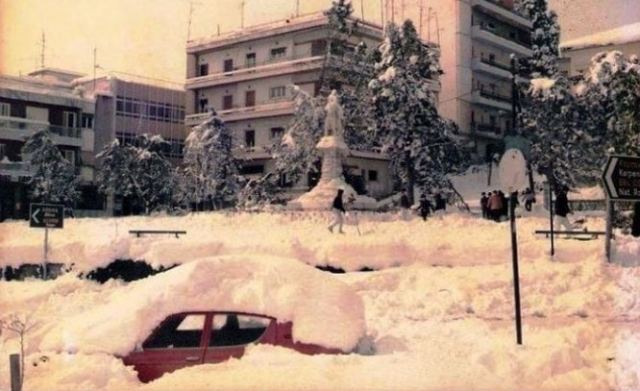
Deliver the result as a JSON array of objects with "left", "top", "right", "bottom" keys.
[
  {"left": 369, "top": 21, "right": 469, "bottom": 202},
  {"left": 21, "top": 129, "right": 80, "bottom": 205},
  {"left": 181, "top": 109, "right": 241, "bottom": 210},
  {"left": 97, "top": 134, "right": 175, "bottom": 214},
  {"left": 237, "top": 87, "right": 324, "bottom": 208},
  {"left": 519, "top": 76, "right": 592, "bottom": 191},
  {"left": 518, "top": 0, "right": 560, "bottom": 78}
]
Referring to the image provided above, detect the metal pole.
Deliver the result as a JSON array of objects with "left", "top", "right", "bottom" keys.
[
  {"left": 605, "top": 199, "right": 613, "bottom": 262},
  {"left": 549, "top": 184, "right": 555, "bottom": 256},
  {"left": 510, "top": 196, "right": 523, "bottom": 345},
  {"left": 419, "top": 0, "right": 423, "bottom": 36},
  {"left": 43, "top": 227, "right": 49, "bottom": 279},
  {"left": 511, "top": 56, "right": 518, "bottom": 137},
  {"left": 10, "top": 353, "right": 21, "bottom": 391}
]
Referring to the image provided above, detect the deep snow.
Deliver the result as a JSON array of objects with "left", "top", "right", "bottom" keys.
[{"left": 2, "top": 207, "right": 640, "bottom": 390}]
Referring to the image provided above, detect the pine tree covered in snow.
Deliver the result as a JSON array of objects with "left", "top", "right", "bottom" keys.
[
  {"left": 519, "top": 77, "right": 592, "bottom": 191},
  {"left": 181, "top": 109, "right": 241, "bottom": 210},
  {"left": 97, "top": 135, "right": 175, "bottom": 214},
  {"left": 518, "top": 0, "right": 560, "bottom": 78},
  {"left": 369, "top": 21, "right": 469, "bottom": 202},
  {"left": 21, "top": 129, "right": 80, "bottom": 205},
  {"left": 237, "top": 87, "right": 324, "bottom": 208}
]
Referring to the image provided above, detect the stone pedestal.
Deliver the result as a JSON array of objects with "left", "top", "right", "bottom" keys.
[{"left": 289, "top": 136, "right": 377, "bottom": 210}]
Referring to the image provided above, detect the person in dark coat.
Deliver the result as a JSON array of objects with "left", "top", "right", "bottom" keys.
[
  {"left": 434, "top": 192, "right": 446, "bottom": 211},
  {"left": 328, "top": 189, "right": 345, "bottom": 233},
  {"left": 419, "top": 193, "right": 432, "bottom": 221},
  {"left": 508, "top": 189, "right": 520, "bottom": 217},
  {"left": 399, "top": 192, "right": 411, "bottom": 220},
  {"left": 554, "top": 186, "right": 575, "bottom": 231},
  {"left": 499, "top": 191, "right": 508, "bottom": 220},
  {"left": 480, "top": 192, "right": 489, "bottom": 219},
  {"left": 488, "top": 190, "right": 503, "bottom": 222},
  {"left": 522, "top": 188, "right": 535, "bottom": 212}
]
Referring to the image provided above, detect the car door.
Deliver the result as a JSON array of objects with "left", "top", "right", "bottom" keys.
[
  {"left": 203, "top": 313, "right": 275, "bottom": 363},
  {"left": 124, "top": 313, "right": 208, "bottom": 383}
]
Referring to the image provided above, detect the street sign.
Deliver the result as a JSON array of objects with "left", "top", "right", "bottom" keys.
[
  {"left": 602, "top": 155, "right": 640, "bottom": 201},
  {"left": 29, "top": 203, "right": 64, "bottom": 229}
]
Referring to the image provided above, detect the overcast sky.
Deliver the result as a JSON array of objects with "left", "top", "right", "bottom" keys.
[{"left": 1, "top": 0, "right": 638, "bottom": 81}]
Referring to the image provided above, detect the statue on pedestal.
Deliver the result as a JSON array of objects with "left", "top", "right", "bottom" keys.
[{"left": 324, "top": 90, "right": 344, "bottom": 138}]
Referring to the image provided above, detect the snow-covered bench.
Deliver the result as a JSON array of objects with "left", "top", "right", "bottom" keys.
[
  {"left": 129, "top": 230, "right": 187, "bottom": 238},
  {"left": 534, "top": 229, "right": 606, "bottom": 239}
]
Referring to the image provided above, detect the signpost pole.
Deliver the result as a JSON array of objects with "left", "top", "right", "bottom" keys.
[
  {"left": 549, "top": 184, "right": 555, "bottom": 256},
  {"left": 509, "top": 196, "right": 523, "bottom": 345},
  {"left": 43, "top": 227, "right": 49, "bottom": 280},
  {"left": 605, "top": 199, "right": 613, "bottom": 262}
]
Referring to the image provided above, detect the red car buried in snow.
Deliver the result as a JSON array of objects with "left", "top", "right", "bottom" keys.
[{"left": 122, "top": 310, "right": 342, "bottom": 382}]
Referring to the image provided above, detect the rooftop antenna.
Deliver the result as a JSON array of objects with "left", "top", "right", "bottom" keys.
[
  {"left": 40, "top": 31, "right": 46, "bottom": 68},
  {"left": 361, "top": 0, "right": 365, "bottom": 20},
  {"left": 187, "top": 0, "right": 194, "bottom": 41},
  {"left": 401, "top": 0, "right": 404, "bottom": 22},
  {"left": 93, "top": 47, "right": 97, "bottom": 92},
  {"left": 380, "top": 0, "right": 384, "bottom": 27},
  {"left": 419, "top": 0, "right": 424, "bottom": 36},
  {"left": 391, "top": 0, "right": 395, "bottom": 23},
  {"left": 240, "top": 0, "right": 245, "bottom": 28},
  {"left": 296, "top": 0, "right": 300, "bottom": 17},
  {"left": 217, "top": 24, "right": 220, "bottom": 35},
  {"left": 427, "top": 7, "right": 432, "bottom": 42}
]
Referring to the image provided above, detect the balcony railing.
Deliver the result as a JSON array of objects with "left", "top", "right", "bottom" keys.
[
  {"left": 479, "top": 89, "right": 512, "bottom": 103},
  {"left": 476, "top": 24, "right": 531, "bottom": 49},
  {"left": 480, "top": 57, "right": 512, "bottom": 72},
  {"left": 0, "top": 161, "right": 34, "bottom": 177},
  {"left": 0, "top": 116, "right": 82, "bottom": 140},
  {"left": 186, "top": 100, "right": 296, "bottom": 126}
]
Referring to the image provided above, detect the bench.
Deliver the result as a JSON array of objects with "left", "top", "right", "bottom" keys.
[
  {"left": 129, "top": 230, "right": 187, "bottom": 238},
  {"left": 534, "top": 229, "right": 606, "bottom": 239}
]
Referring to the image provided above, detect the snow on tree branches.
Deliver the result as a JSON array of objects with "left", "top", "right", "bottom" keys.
[
  {"left": 21, "top": 129, "right": 80, "bottom": 205},
  {"left": 97, "top": 135, "right": 175, "bottom": 214},
  {"left": 369, "top": 20, "right": 469, "bottom": 201},
  {"left": 518, "top": 0, "right": 560, "bottom": 78}
]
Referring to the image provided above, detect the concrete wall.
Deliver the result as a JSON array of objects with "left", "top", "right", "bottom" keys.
[{"left": 561, "top": 41, "right": 640, "bottom": 76}]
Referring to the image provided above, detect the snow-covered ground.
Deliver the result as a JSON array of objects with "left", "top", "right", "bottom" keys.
[{"left": 2, "top": 206, "right": 640, "bottom": 390}]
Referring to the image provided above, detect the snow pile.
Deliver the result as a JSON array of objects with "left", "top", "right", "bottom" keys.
[
  {"left": 561, "top": 22, "right": 640, "bottom": 50},
  {"left": 612, "top": 234, "right": 640, "bottom": 266},
  {"left": 37, "top": 255, "right": 365, "bottom": 355},
  {"left": 530, "top": 77, "right": 557, "bottom": 94}
]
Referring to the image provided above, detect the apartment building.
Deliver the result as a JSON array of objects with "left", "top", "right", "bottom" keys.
[
  {"left": 559, "top": 22, "right": 640, "bottom": 76},
  {"left": 0, "top": 68, "right": 98, "bottom": 220},
  {"left": 184, "top": 12, "right": 440, "bottom": 198},
  {"left": 74, "top": 72, "right": 186, "bottom": 215},
  {"left": 430, "top": 0, "right": 533, "bottom": 161}
]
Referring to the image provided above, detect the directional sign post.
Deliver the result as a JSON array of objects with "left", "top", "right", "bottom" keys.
[
  {"left": 29, "top": 203, "right": 64, "bottom": 279},
  {"left": 601, "top": 155, "right": 640, "bottom": 262}
]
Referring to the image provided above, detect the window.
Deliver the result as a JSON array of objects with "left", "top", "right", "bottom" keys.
[
  {"left": 223, "top": 59, "right": 234, "bottom": 72},
  {"left": 246, "top": 53, "right": 256, "bottom": 68},
  {"left": 199, "top": 97, "right": 209, "bottom": 113},
  {"left": 199, "top": 63, "right": 209, "bottom": 76},
  {"left": 81, "top": 114, "right": 93, "bottom": 129},
  {"left": 245, "top": 130, "right": 255, "bottom": 147},
  {"left": 0, "top": 102, "right": 10, "bottom": 117},
  {"left": 311, "top": 40, "right": 326, "bottom": 56},
  {"left": 269, "top": 86, "right": 286, "bottom": 99},
  {"left": 270, "top": 47, "right": 286, "bottom": 60},
  {"left": 62, "top": 150, "right": 76, "bottom": 166},
  {"left": 489, "top": 53, "right": 496, "bottom": 63},
  {"left": 270, "top": 127, "right": 284, "bottom": 139},
  {"left": 0, "top": 143, "right": 6, "bottom": 160},
  {"left": 143, "top": 314, "right": 205, "bottom": 349},
  {"left": 240, "top": 165, "right": 264, "bottom": 175},
  {"left": 245, "top": 90, "right": 256, "bottom": 107},
  {"left": 209, "top": 314, "right": 270, "bottom": 347},
  {"left": 368, "top": 170, "right": 378, "bottom": 182},
  {"left": 222, "top": 95, "right": 233, "bottom": 110},
  {"left": 63, "top": 111, "right": 77, "bottom": 128}
]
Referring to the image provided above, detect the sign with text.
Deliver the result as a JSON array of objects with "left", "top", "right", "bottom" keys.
[
  {"left": 29, "top": 203, "right": 64, "bottom": 229},
  {"left": 602, "top": 155, "right": 640, "bottom": 201}
]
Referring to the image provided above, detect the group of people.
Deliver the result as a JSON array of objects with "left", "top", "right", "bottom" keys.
[{"left": 480, "top": 188, "right": 535, "bottom": 222}]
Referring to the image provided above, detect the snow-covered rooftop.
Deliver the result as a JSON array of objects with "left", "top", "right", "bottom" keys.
[{"left": 560, "top": 22, "right": 640, "bottom": 51}]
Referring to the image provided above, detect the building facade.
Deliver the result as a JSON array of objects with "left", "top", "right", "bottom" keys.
[
  {"left": 184, "top": 12, "right": 440, "bottom": 198},
  {"left": 0, "top": 68, "right": 98, "bottom": 220},
  {"left": 430, "top": 0, "right": 532, "bottom": 161},
  {"left": 75, "top": 73, "right": 186, "bottom": 215},
  {"left": 559, "top": 22, "right": 640, "bottom": 76}
]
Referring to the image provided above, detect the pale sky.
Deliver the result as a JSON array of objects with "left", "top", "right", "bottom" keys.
[{"left": 1, "top": 0, "right": 639, "bottom": 81}]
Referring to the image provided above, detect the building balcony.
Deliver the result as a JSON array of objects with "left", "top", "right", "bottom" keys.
[
  {"left": 471, "top": 57, "right": 513, "bottom": 80},
  {"left": 471, "top": 122, "right": 504, "bottom": 140},
  {"left": 471, "top": 0, "right": 532, "bottom": 29},
  {"left": 0, "top": 161, "right": 33, "bottom": 179},
  {"left": 186, "top": 55, "right": 325, "bottom": 89},
  {"left": 471, "top": 89, "right": 512, "bottom": 111},
  {"left": 471, "top": 25, "right": 533, "bottom": 57},
  {"left": 186, "top": 100, "right": 296, "bottom": 126},
  {"left": 0, "top": 116, "right": 83, "bottom": 147}
]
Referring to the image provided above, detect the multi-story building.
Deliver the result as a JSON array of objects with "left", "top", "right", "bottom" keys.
[
  {"left": 559, "top": 22, "right": 640, "bottom": 76},
  {"left": 184, "top": 12, "right": 439, "bottom": 198},
  {"left": 74, "top": 72, "right": 186, "bottom": 215},
  {"left": 430, "top": 0, "right": 532, "bottom": 161},
  {"left": 0, "top": 68, "right": 99, "bottom": 221}
]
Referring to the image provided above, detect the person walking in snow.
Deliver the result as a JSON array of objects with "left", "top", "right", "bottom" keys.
[
  {"left": 499, "top": 191, "right": 508, "bottom": 220},
  {"left": 419, "top": 193, "right": 432, "bottom": 221},
  {"left": 399, "top": 192, "right": 411, "bottom": 220},
  {"left": 522, "top": 188, "right": 535, "bottom": 212},
  {"left": 508, "top": 189, "right": 520, "bottom": 217},
  {"left": 554, "top": 186, "right": 575, "bottom": 231},
  {"left": 328, "top": 189, "right": 346, "bottom": 234},
  {"left": 488, "top": 190, "right": 503, "bottom": 222},
  {"left": 480, "top": 192, "right": 489, "bottom": 219}
]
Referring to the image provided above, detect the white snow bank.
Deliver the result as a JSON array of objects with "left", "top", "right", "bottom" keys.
[
  {"left": 561, "top": 22, "right": 640, "bottom": 50},
  {"left": 38, "top": 255, "right": 365, "bottom": 355},
  {"left": 530, "top": 77, "right": 556, "bottom": 93}
]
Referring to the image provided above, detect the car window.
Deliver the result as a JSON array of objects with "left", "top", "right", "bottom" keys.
[
  {"left": 210, "top": 314, "right": 270, "bottom": 347},
  {"left": 143, "top": 314, "right": 205, "bottom": 349}
]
